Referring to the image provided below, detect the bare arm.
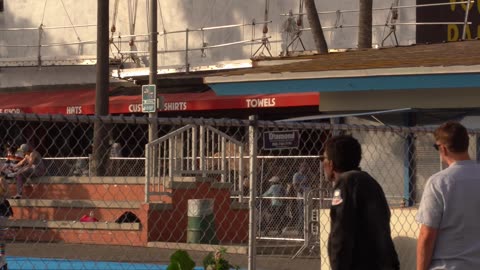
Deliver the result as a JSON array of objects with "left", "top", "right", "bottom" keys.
[
  {"left": 416, "top": 224, "right": 438, "bottom": 270},
  {"left": 14, "top": 155, "right": 28, "bottom": 169}
]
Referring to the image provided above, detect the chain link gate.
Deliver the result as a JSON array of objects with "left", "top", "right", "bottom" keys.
[{"left": 0, "top": 113, "right": 479, "bottom": 270}]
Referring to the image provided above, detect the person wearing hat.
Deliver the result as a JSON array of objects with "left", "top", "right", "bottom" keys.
[
  {"left": 9, "top": 144, "right": 46, "bottom": 199},
  {"left": 0, "top": 145, "right": 23, "bottom": 177},
  {"left": 261, "top": 176, "right": 286, "bottom": 235}
]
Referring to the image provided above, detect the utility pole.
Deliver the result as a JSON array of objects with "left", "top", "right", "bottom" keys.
[
  {"left": 358, "top": 0, "right": 373, "bottom": 48},
  {"left": 93, "top": 0, "right": 110, "bottom": 176},
  {"left": 304, "top": 0, "right": 328, "bottom": 54},
  {"left": 148, "top": 0, "right": 158, "bottom": 142}
]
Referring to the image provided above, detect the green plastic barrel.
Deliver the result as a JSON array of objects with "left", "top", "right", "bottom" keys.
[{"left": 186, "top": 199, "right": 218, "bottom": 244}]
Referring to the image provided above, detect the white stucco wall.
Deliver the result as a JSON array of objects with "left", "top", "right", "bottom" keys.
[
  {"left": 0, "top": 66, "right": 97, "bottom": 88},
  {"left": 318, "top": 208, "right": 419, "bottom": 270},
  {"left": 0, "top": 0, "right": 416, "bottom": 88}
]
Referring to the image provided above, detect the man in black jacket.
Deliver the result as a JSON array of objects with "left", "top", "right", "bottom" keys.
[{"left": 324, "top": 135, "right": 399, "bottom": 270}]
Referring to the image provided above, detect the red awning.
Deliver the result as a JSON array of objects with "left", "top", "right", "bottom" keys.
[{"left": 0, "top": 89, "right": 319, "bottom": 115}]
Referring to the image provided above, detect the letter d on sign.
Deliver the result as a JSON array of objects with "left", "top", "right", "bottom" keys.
[{"left": 448, "top": 24, "right": 459, "bottom": 41}]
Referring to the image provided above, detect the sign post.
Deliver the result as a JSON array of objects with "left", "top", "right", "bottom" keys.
[{"left": 142, "top": 84, "right": 157, "bottom": 113}]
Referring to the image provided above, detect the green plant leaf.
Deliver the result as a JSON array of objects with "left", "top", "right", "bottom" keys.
[
  {"left": 202, "top": 252, "right": 215, "bottom": 269},
  {"left": 167, "top": 250, "right": 195, "bottom": 270}
]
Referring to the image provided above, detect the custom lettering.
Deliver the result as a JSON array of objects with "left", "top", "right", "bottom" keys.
[
  {"left": 128, "top": 104, "right": 142, "bottom": 112},
  {"left": 66, "top": 106, "right": 82, "bottom": 115},
  {"left": 246, "top": 98, "right": 276, "bottom": 108}
]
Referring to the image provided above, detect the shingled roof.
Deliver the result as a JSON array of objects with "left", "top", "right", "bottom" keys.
[{"left": 218, "top": 40, "right": 480, "bottom": 76}]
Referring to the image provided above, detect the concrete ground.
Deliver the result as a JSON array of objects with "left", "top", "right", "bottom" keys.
[{"left": 8, "top": 243, "right": 321, "bottom": 270}]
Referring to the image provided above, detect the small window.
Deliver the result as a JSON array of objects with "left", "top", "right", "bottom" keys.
[{"left": 0, "top": 0, "right": 4, "bottom": 12}]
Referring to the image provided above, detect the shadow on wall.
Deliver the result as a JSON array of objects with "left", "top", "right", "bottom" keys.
[
  {"left": 393, "top": 236, "right": 416, "bottom": 270},
  {"left": 2, "top": 1, "right": 86, "bottom": 59}
]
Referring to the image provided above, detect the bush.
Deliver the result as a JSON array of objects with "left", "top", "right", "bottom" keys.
[
  {"left": 202, "top": 248, "right": 239, "bottom": 270},
  {"left": 167, "top": 250, "right": 195, "bottom": 270}
]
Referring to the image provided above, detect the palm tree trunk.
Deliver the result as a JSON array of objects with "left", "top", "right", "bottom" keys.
[
  {"left": 304, "top": 0, "right": 328, "bottom": 54},
  {"left": 358, "top": 0, "right": 373, "bottom": 48}
]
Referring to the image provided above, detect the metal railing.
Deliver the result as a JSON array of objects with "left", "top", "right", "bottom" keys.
[
  {"left": 281, "top": 0, "right": 475, "bottom": 53},
  {"left": 1, "top": 19, "right": 272, "bottom": 69},
  {"left": 145, "top": 124, "right": 246, "bottom": 202}
]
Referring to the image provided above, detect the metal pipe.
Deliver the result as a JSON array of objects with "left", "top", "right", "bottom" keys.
[
  {"left": 192, "top": 126, "right": 198, "bottom": 171},
  {"left": 145, "top": 144, "right": 150, "bottom": 202},
  {"left": 199, "top": 125, "right": 205, "bottom": 172},
  {"left": 169, "top": 138, "right": 174, "bottom": 183},
  {"left": 239, "top": 145, "right": 244, "bottom": 202},
  {"left": 248, "top": 115, "right": 258, "bottom": 270},
  {"left": 0, "top": 24, "right": 96, "bottom": 31},
  {"left": 299, "top": 21, "right": 472, "bottom": 31},
  {"left": 221, "top": 137, "right": 226, "bottom": 183},
  {"left": 116, "top": 37, "right": 266, "bottom": 54},
  {"left": 0, "top": 21, "right": 271, "bottom": 33},
  {"left": 185, "top": 28, "right": 190, "bottom": 73},
  {"left": 462, "top": 0, "right": 472, "bottom": 40},
  {"left": 93, "top": 0, "right": 110, "bottom": 176},
  {"left": 37, "top": 25, "right": 44, "bottom": 67},
  {"left": 281, "top": 1, "right": 474, "bottom": 16},
  {"left": 193, "top": 21, "right": 273, "bottom": 32},
  {"left": 148, "top": 0, "right": 158, "bottom": 143}
]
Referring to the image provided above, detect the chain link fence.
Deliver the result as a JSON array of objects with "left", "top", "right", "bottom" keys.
[{"left": 0, "top": 113, "right": 478, "bottom": 270}]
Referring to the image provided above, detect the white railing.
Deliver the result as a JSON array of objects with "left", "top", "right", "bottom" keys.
[
  {"left": 145, "top": 124, "right": 246, "bottom": 202},
  {"left": 280, "top": 0, "right": 475, "bottom": 53},
  {"left": 0, "top": 20, "right": 272, "bottom": 68}
]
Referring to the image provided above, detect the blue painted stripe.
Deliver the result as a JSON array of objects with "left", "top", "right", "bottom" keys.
[
  {"left": 6, "top": 256, "right": 206, "bottom": 270},
  {"left": 209, "top": 73, "right": 480, "bottom": 95}
]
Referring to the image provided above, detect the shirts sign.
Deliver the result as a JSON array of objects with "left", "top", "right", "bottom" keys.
[{"left": 263, "top": 130, "right": 300, "bottom": 150}]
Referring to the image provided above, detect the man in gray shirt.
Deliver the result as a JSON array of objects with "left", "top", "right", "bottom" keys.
[{"left": 416, "top": 121, "right": 480, "bottom": 270}]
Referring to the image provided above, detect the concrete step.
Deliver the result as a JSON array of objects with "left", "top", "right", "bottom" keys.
[
  {"left": 4, "top": 219, "right": 145, "bottom": 246},
  {"left": 9, "top": 199, "right": 143, "bottom": 222},
  {"left": 8, "top": 176, "right": 145, "bottom": 201}
]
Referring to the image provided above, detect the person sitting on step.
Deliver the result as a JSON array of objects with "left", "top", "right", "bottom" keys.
[
  {"left": 0, "top": 145, "right": 23, "bottom": 178},
  {"left": 9, "top": 144, "right": 46, "bottom": 199}
]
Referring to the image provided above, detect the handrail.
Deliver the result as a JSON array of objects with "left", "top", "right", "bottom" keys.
[
  {"left": 301, "top": 21, "right": 472, "bottom": 31},
  {"left": 117, "top": 38, "right": 266, "bottom": 55},
  {"left": 204, "top": 125, "right": 243, "bottom": 146},
  {"left": 280, "top": 1, "right": 474, "bottom": 16},
  {"left": 1, "top": 18, "right": 273, "bottom": 69},
  {"left": 0, "top": 24, "right": 96, "bottom": 32},
  {"left": 144, "top": 124, "right": 246, "bottom": 203},
  {"left": 149, "top": 124, "right": 195, "bottom": 145}
]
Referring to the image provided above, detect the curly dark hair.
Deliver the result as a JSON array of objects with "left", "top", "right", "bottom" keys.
[{"left": 325, "top": 135, "right": 362, "bottom": 173}]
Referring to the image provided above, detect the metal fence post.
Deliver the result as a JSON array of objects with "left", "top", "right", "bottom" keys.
[
  {"left": 37, "top": 24, "right": 44, "bottom": 67},
  {"left": 239, "top": 145, "right": 244, "bottom": 202},
  {"left": 476, "top": 134, "right": 480, "bottom": 162},
  {"left": 185, "top": 28, "right": 190, "bottom": 73},
  {"left": 221, "top": 137, "right": 227, "bottom": 182},
  {"left": 192, "top": 126, "right": 198, "bottom": 170},
  {"left": 403, "top": 112, "right": 417, "bottom": 207},
  {"left": 145, "top": 144, "right": 150, "bottom": 203},
  {"left": 248, "top": 115, "right": 258, "bottom": 270},
  {"left": 169, "top": 137, "right": 174, "bottom": 183},
  {"left": 200, "top": 125, "right": 205, "bottom": 174}
]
